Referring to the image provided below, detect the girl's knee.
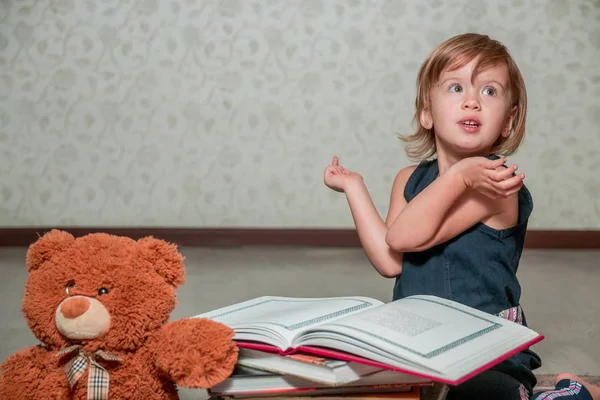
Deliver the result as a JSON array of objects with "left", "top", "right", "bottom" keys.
[
  {"left": 531, "top": 374, "right": 597, "bottom": 400},
  {"left": 556, "top": 373, "right": 581, "bottom": 385}
]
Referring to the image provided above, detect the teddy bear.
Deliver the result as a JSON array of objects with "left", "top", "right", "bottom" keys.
[{"left": 0, "top": 229, "right": 239, "bottom": 400}]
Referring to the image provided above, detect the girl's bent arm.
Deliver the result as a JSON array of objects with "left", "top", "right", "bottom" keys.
[
  {"left": 344, "top": 177, "right": 402, "bottom": 278},
  {"left": 343, "top": 166, "right": 415, "bottom": 278},
  {"left": 385, "top": 165, "right": 511, "bottom": 253}
]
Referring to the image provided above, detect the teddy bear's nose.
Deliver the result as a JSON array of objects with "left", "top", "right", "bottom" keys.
[{"left": 61, "top": 297, "right": 90, "bottom": 319}]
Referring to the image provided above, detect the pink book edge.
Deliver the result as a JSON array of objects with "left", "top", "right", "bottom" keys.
[{"left": 235, "top": 334, "right": 545, "bottom": 386}]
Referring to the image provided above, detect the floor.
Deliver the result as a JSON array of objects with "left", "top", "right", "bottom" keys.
[{"left": 0, "top": 247, "right": 598, "bottom": 399}]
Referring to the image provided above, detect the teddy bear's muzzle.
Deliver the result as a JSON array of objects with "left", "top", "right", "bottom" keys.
[{"left": 55, "top": 295, "right": 111, "bottom": 340}]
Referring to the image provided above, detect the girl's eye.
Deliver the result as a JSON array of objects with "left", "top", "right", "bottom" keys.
[
  {"left": 482, "top": 86, "right": 497, "bottom": 96},
  {"left": 448, "top": 83, "right": 462, "bottom": 93}
]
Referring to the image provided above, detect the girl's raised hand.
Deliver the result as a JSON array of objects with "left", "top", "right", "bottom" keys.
[
  {"left": 324, "top": 156, "right": 363, "bottom": 193},
  {"left": 453, "top": 156, "right": 524, "bottom": 199}
]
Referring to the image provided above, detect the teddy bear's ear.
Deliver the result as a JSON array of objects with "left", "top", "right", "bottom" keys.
[
  {"left": 136, "top": 237, "right": 185, "bottom": 288},
  {"left": 25, "top": 229, "right": 75, "bottom": 272}
]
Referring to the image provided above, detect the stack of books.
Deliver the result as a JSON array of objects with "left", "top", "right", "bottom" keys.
[
  {"left": 193, "top": 294, "right": 544, "bottom": 400},
  {"left": 208, "top": 348, "right": 431, "bottom": 399}
]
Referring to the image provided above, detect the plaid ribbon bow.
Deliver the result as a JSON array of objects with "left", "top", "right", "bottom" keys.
[{"left": 57, "top": 345, "right": 121, "bottom": 400}]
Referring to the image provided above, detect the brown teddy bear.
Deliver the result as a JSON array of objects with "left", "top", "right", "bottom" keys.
[{"left": 0, "top": 229, "right": 239, "bottom": 399}]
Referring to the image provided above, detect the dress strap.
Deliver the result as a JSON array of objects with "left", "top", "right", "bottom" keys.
[{"left": 403, "top": 159, "right": 438, "bottom": 203}]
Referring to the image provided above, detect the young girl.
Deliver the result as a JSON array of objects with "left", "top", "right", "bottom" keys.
[{"left": 324, "top": 33, "right": 599, "bottom": 400}]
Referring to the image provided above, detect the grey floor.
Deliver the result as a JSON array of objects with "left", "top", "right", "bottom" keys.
[{"left": 0, "top": 247, "right": 598, "bottom": 399}]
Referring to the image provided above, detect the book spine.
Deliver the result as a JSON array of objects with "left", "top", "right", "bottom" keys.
[{"left": 209, "top": 383, "right": 429, "bottom": 398}]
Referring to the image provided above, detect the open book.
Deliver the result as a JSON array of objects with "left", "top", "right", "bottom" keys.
[{"left": 193, "top": 295, "right": 543, "bottom": 385}]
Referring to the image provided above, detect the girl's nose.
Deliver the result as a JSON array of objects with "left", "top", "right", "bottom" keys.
[{"left": 462, "top": 96, "right": 481, "bottom": 110}]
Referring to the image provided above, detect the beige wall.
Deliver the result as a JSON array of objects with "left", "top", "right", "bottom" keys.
[{"left": 1, "top": 0, "right": 599, "bottom": 229}]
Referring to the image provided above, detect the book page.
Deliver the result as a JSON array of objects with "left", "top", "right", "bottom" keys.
[
  {"left": 194, "top": 295, "right": 384, "bottom": 349},
  {"left": 295, "top": 295, "right": 541, "bottom": 377}
]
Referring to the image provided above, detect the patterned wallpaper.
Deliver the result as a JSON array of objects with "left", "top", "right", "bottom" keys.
[{"left": 1, "top": 0, "right": 599, "bottom": 229}]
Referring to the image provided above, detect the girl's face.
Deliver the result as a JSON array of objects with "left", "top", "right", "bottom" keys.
[{"left": 422, "top": 59, "right": 516, "bottom": 157}]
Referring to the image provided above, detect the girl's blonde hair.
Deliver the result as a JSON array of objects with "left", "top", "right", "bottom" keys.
[{"left": 400, "top": 33, "right": 527, "bottom": 162}]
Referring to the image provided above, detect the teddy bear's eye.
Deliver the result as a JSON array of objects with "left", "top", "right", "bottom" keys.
[
  {"left": 98, "top": 287, "right": 109, "bottom": 296},
  {"left": 65, "top": 280, "right": 76, "bottom": 294}
]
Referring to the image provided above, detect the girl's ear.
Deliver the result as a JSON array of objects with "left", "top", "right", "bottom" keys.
[
  {"left": 502, "top": 106, "right": 518, "bottom": 138},
  {"left": 420, "top": 109, "right": 433, "bottom": 130}
]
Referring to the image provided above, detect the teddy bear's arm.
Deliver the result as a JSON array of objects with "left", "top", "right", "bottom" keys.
[
  {"left": 148, "top": 318, "right": 239, "bottom": 389},
  {"left": 0, "top": 345, "right": 69, "bottom": 400}
]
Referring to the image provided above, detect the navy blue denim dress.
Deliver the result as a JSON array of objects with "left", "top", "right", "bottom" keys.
[{"left": 392, "top": 156, "right": 542, "bottom": 392}]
